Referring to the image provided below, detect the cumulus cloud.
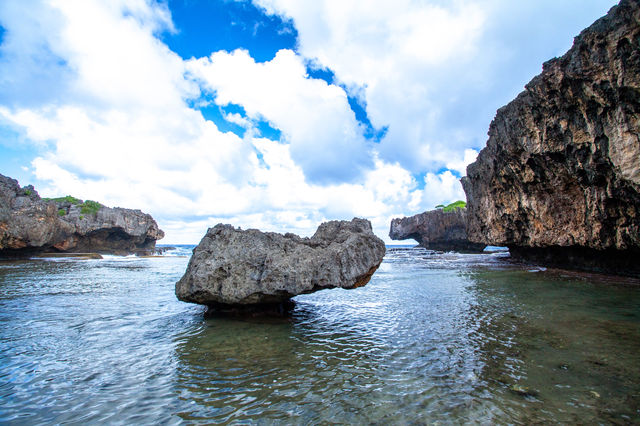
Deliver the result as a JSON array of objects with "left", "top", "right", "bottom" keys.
[
  {"left": 0, "top": 0, "right": 256, "bottom": 222},
  {"left": 421, "top": 171, "right": 467, "bottom": 209},
  {"left": 446, "top": 149, "right": 479, "bottom": 176},
  {"left": 0, "top": 0, "right": 71, "bottom": 107},
  {"left": 252, "top": 0, "right": 487, "bottom": 173},
  {"left": 187, "top": 48, "right": 373, "bottom": 184},
  {"left": 0, "top": 0, "right": 471, "bottom": 243}
]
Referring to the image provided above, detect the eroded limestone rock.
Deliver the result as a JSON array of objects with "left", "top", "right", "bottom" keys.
[
  {"left": 461, "top": 0, "right": 640, "bottom": 275},
  {"left": 389, "top": 208, "right": 485, "bottom": 252},
  {"left": 0, "top": 174, "right": 164, "bottom": 256},
  {"left": 175, "top": 218, "right": 386, "bottom": 308}
]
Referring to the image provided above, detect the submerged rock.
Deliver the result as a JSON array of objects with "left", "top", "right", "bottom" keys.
[
  {"left": 461, "top": 0, "right": 640, "bottom": 276},
  {"left": 175, "top": 218, "right": 386, "bottom": 310},
  {"left": 0, "top": 174, "right": 164, "bottom": 256},
  {"left": 389, "top": 208, "right": 486, "bottom": 252},
  {"left": 510, "top": 384, "right": 539, "bottom": 398}
]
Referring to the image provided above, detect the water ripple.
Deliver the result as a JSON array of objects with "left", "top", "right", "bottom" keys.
[{"left": 1, "top": 249, "right": 639, "bottom": 423}]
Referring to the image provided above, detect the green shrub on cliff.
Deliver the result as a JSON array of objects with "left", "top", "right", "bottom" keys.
[
  {"left": 42, "top": 195, "right": 103, "bottom": 216},
  {"left": 43, "top": 195, "right": 82, "bottom": 205},
  {"left": 80, "top": 200, "right": 102, "bottom": 215},
  {"left": 439, "top": 200, "right": 467, "bottom": 212}
]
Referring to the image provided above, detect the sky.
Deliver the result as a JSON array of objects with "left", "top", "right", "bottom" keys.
[{"left": 0, "top": 0, "right": 618, "bottom": 244}]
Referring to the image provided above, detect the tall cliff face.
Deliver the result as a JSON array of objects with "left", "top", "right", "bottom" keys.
[
  {"left": 0, "top": 174, "right": 164, "bottom": 256},
  {"left": 389, "top": 208, "right": 486, "bottom": 252},
  {"left": 461, "top": 0, "right": 640, "bottom": 275}
]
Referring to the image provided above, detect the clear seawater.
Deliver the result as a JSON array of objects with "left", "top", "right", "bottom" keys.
[{"left": 1, "top": 245, "right": 639, "bottom": 424}]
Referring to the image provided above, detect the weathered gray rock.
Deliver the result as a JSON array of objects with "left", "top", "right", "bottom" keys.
[
  {"left": 461, "top": 0, "right": 640, "bottom": 276},
  {"left": 176, "top": 218, "right": 386, "bottom": 308},
  {"left": 0, "top": 174, "right": 164, "bottom": 256},
  {"left": 389, "top": 208, "right": 485, "bottom": 252}
]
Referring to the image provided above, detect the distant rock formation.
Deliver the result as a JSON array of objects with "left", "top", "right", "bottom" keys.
[
  {"left": 176, "top": 218, "right": 386, "bottom": 312},
  {"left": 462, "top": 0, "right": 640, "bottom": 276},
  {"left": 0, "top": 174, "right": 164, "bottom": 256},
  {"left": 389, "top": 208, "right": 486, "bottom": 253}
]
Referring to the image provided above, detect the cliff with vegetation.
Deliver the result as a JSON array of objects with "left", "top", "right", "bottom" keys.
[
  {"left": 0, "top": 174, "right": 164, "bottom": 256},
  {"left": 389, "top": 202, "right": 486, "bottom": 252},
  {"left": 461, "top": 0, "right": 640, "bottom": 275}
]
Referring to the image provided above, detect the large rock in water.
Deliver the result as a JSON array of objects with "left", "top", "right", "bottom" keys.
[
  {"left": 0, "top": 174, "right": 164, "bottom": 256},
  {"left": 176, "top": 218, "right": 386, "bottom": 310},
  {"left": 389, "top": 208, "right": 485, "bottom": 252},
  {"left": 461, "top": 0, "right": 640, "bottom": 276}
]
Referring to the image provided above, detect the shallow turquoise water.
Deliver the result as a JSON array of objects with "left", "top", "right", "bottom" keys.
[{"left": 1, "top": 247, "right": 639, "bottom": 424}]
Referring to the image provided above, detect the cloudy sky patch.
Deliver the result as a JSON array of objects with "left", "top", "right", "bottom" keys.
[{"left": 0, "top": 0, "right": 617, "bottom": 243}]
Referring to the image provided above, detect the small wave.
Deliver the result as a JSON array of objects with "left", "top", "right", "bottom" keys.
[
  {"left": 100, "top": 254, "right": 137, "bottom": 260},
  {"left": 155, "top": 245, "right": 195, "bottom": 257}
]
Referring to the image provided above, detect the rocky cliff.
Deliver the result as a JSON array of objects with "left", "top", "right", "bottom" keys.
[
  {"left": 461, "top": 0, "right": 640, "bottom": 275},
  {"left": 176, "top": 218, "right": 386, "bottom": 313},
  {"left": 389, "top": 208, "right": 486, "bottom": 252},
  {"left": 0, "top": 174, "right": 164, "bottom": 256}
]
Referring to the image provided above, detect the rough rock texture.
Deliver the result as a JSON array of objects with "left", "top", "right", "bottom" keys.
[
  {"left": 461, "top": 0, "right": 640, "bottom": 276},
  {"left": 176, "top": 218, "right": 386, "bottom": 309},
  {"left": 0, "top": 174, "right": 164, "bottom": 256},
  {"left": 389, "top": 208, "right": 486, "bottom": 252}
]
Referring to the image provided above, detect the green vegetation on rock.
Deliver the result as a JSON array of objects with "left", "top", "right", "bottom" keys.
[
  {"left": 42, "top": 195, "right": 104, "bottom": 216},
  {"left": 437, "top": 200, "right": 467, "bottom": 212},
  {"left": 80, "top": 200, "right": 102, "bottom": 215},
  {"left": 43, "top": 195, "right": 83, "bottom": 205}
]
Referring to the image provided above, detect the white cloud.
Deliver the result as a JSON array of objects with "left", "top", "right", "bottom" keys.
[
  {"left": 0, "top": 0, "right": 71, "bottom": 107},
  {"left": 0, "top": 0, "right": 501, "bottom": 245},
  {"left": 0, "top": 0, "right": 257, "bottom": 221},
  {"left": 421, "top": 171, "right": 467, "bottom": 209},
  {"left": 223, "top": 112, "right": 252, "bottom": 128},
  {"left": 446, "top": 149, "right": 479, "bottom": 176},
  {"left": 52, "top": 0, "right": 193, "bottom": 110},
  {"left": 252, "top": 0, "right": 487, "bottom": 173},
  {"left": 187, "top": 48, "right": 373, "bottom": 184}
]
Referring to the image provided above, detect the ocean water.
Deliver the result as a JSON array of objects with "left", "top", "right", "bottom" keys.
[{"left": 1, "top": 246, "right": 639, "bottom": 424}]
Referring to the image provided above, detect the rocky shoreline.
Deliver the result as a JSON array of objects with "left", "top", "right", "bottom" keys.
[{"left": 0, "top": 174, "right": 164, "bottom": 257}]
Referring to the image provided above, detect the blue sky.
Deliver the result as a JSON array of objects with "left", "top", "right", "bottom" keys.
[{"left": 0, "top": 0, "right": 618, "bottom": 243}]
